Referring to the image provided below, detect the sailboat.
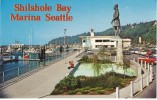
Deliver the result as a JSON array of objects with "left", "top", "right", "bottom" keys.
[{"left": 24, "top": 28, "right": 39, "bottom": 60}]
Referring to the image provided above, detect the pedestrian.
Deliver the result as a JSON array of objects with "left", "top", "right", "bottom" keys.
[
  {"left": 60, "top": 45, "right": 64, "bottom": 57},
  {"left": 68, "top": 61, "right": 74, "bottom": 69}
]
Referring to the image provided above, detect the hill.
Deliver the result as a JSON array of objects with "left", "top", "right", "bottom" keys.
[{"left": 47, "top": 20, "right": 156, "bottom": 45}]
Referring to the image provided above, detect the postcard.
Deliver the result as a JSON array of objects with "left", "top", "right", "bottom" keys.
[{"left": 0, "top": 0, "right": 156, "bottom": 99}]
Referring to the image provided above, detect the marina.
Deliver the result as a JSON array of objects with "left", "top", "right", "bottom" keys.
[{"left": 0, "top": 44, "right": 74, "bottom": 84}]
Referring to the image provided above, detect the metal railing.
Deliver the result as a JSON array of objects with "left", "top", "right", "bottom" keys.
[{"left": 0, "top": 51, "right": 75, "bottom": 84}]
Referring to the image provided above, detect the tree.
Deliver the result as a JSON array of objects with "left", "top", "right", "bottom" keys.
[
  {"left": 98, "top": 46, "right": 109, "bottom": 60},
  {"left": 92, "top": 55, "right": 102, "bottom": 76}
]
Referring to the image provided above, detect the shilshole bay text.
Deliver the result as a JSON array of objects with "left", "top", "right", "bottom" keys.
[
  {"left": 10, "top": 4, "right": 73, "bottom": 21},
  {"left": 10, "top": 13, "right": 73, "bottom": 21}
]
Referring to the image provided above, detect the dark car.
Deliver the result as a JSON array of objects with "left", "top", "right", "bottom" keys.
[{"left": 124, "top": 50, "right": 131, "bottom": 55}]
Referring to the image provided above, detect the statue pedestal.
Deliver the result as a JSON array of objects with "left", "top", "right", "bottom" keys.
[{"left": 115, "top": 36, "right": 123, "bottom": 66}]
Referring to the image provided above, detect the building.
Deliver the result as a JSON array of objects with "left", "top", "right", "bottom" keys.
[{"left": 80, "top": 29, "right": 131, "bottom": 49}]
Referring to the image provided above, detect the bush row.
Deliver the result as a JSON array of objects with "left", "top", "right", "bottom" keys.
[{"left": 51, "top": 72, "right": 136, "bottom": 95}]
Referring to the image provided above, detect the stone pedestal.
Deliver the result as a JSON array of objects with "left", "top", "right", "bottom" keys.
[{"left": 116, "top": 37, "right": 123, "bottom": 65}]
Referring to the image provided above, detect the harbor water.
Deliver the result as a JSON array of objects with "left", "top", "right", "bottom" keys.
[{"left": 0, "top": 53, "right": 63, "bottom": 84}]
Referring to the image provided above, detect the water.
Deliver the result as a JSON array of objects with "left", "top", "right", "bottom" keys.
[
  {"left": 0, "top": 56, "right": 61, "bottom": 84},
  {"left": 0, "top": 61, "right": 39, "bottom": 83},
  {"left": 0, "top": 50, "right": 73, "bottom": 84},
  {"left": 73, "top": 63, "right": 136, "bottom": 77}
]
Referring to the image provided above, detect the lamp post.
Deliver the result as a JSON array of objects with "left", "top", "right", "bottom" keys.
[{"left": 64, "top": 29, "right": 67, "bottom": 64}]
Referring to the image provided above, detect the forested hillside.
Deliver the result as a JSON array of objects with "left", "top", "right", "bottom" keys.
[{"left": 47, "top": 20, "right": 156, "bottom": 45}]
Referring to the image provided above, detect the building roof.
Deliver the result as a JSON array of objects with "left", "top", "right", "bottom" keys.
[
  {"left": 79, "top": 36, "right": 131, "bottom": 41},
  {"left": 80, "top": 36, "right": 116, "bottom": 38}
]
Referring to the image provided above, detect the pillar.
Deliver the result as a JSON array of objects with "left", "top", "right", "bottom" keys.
[
  {"left": 144, "top": 61, "right": 147, "bottom": 69},
  {"left": 150, "top": 65, "right": 153, "bottom": 82},
  {"left": 137, "top": 57, "right": 139, "bottom": 63},
  {"left": 133, "top": 58, "right": 135, "bottom": 62},
  {"left": 147, "top": 73, "right": 149, "bottom": 86},
  {"left": 130, "top": 81, "right": 133, "bottom": 98},
  {"left": 140, "top": 60, "right": 143, "bottom": 67},
  {"left": 116, "top": 37, "right": 123, "bottom": 65},
  {"left": 148, "top": 63, "right": 150, "bottom": 71},
  {"left": 141, "top": 76, "right": 143, "bottom": 91},
  {"left": 116, "top": 87, "right": 119, "bottom": 98}
]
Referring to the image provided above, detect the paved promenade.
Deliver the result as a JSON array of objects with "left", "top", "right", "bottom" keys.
[{"left": 0, "top": 52, "right": 80, "bottom": 98}]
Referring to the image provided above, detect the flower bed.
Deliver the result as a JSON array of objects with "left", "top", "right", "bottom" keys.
[{"left": 51, "top": 72, "right": 136, "bottom": 95}]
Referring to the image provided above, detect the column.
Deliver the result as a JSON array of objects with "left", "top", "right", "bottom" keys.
[
  {"left": 116, "top": 37, "right": 123, "bottom": 65},
  {"left": 137, "top": 57, "right": 139, "bottom": 63},
  {"left": 148, "top": 63, "right": 150, "bottom": 71},
  {"left": 141, "top": 76, "right": 143, "bottom": 91},
  {"left": 150, "top": 65, "right": 153, "bottom": 82},
  {"left": 140, "top": 60, "right": 143, "bottom": 67},
  {"left": 116, "top": 87, "right": 119, "bottom": 98},
  {"left": 130, "top": 81, "right": 133, "bottom": 98},
  {"left": 147, "top": 73, "right": 149, "bottom": 86},
  {"left": 144, "top": 61, "right": 147, "bottom": 69},
  {"left": 133, "top": 58, "right": 135, "bottom": 62}
]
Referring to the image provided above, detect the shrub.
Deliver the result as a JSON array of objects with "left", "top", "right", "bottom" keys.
[
  {"left": 80, "top": 74, "right": 108, "bottom": 88},
  {"left": 90, "top": 87, "right": 104, "bottom": 92},
  {"left": 81, "top": 90, "right": 90, "bottom": 94},
  {"left": 106, "top": 76, "right": 122, "bottom": 88},
  {"left": 78, "top": 55, "right": 91, "bottom": 63},
  {"left": 105, "top": 88, "right": 114, "bottom": 91},
  {"left": 90, "top": 88, "right": 97, "bottom": 92},
  {"left": 51, "top": 72, "right": 136, "bottom": 95},
  {"left": 83, "top": 86, "right": 91, "bottom": 90},
  {"left": 56, "top": 75, "right": 78, "bottom": 91},
  {"left": 67, "top": 90, "right": 77, "bottom": 95},
  {"left": 75, "top": 88, "right": 83, "bottom": 92},
  {"left": 100, "top": 59, "right": 113, "bottom": 63},
  {"left": 96, "top": 90, "right": 105, "bottom": 94},
  {"left": 51, "top": 89, "right": 64, "bottom": 95}
]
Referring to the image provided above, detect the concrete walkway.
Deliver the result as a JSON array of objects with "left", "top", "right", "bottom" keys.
[{"left": 0, "top": 52, "right": 80, "bottom": 98}]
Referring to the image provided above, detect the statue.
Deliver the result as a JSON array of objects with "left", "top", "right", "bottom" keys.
[{"left": 111, "top": 4, "right": 120, "bottom": 36}]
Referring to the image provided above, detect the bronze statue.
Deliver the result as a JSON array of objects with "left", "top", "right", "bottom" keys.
[{"left": 111, "top": 4, "right": 120, "bottom": 36}]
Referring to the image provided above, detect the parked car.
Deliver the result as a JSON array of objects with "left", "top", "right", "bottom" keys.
[
  {"left": 134, "top": 50, "right": 140, "bottom": 54},
  {"left": 146, "top": 50, "right": 152, "bottom": 56},
  {"left": 130, "top": 48, "right": 138, "bottom": 54},
  {"left": 139, "top": 56, "right": 157, "bottom": 65},
  {"left": 140, "top": 50, "right": 148, "bottom": 56},
  {"left": 137, "top": 50, "right": 142, "bottom": 55},
  {"left": 151, "top": 49, "right": 157, "bottom": 57},
  {"left": 123, "top": 50, "right": 131, "bottom": 55}
]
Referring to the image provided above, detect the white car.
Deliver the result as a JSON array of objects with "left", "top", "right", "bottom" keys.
[
  {"left": 140, "top": 50, "right": 147, "bottom": 56},
  {"left": 135, "top": 50, "right": 140, "bottom": 54}
]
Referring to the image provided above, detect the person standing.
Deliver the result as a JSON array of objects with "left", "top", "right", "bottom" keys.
[{"left": 59, "top": 45, "right": 64, "bottom": 57}]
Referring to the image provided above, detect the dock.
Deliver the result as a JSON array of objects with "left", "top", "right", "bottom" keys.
[{"left": 3, "top": 58, "right": 16, "bottom": 63}]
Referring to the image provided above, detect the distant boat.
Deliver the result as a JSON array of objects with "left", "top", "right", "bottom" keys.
[
  {"left": 45, "top": 49, "right": 54, "bottom": 54},
  {"left": 25, "top": 48, "right": 37, "bottom": 53},
  {"left": 0, "top": 56, "right": 4, "bottom": 66}
]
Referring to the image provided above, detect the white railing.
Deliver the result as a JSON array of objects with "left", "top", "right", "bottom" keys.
[{"left": 115, "top": 58, "right": 154, "bottom": 98}]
